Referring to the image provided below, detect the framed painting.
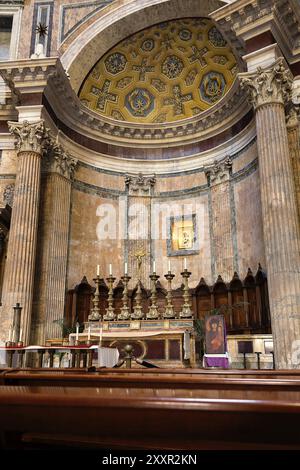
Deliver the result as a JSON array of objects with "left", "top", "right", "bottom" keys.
[
  {"left": 167, "top": 214, "right": 199, "bottom": 256},
  {"left": 205, "top": 314, "right": 226, "bottom": 354}
]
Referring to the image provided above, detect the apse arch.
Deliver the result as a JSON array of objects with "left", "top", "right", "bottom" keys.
[{"left": 60, "top": 0, "right": 229, "bottom": 93}]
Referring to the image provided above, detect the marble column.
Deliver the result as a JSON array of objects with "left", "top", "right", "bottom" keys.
[
  {"left": 240, "top": 58, "right": 300, "bottom": 368},
  {"left": 31, "top": 142, "right": 77, "bottom": 344},
  {"left": 287, "top": 107, "right": 300, "bottom": 223},
  {"left": 0, "top": 120, "right": 49, "bottom": 344}
]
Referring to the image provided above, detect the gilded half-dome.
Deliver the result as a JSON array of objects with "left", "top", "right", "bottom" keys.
[{"left": 79, "top": 18, "right": 238, "bottom": 124}]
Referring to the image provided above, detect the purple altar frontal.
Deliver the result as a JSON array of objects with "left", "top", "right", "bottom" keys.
[{"left": 203, "top": 353, "right": 229, "bottom": 369}]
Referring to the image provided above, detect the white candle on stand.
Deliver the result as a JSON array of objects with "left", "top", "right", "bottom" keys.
[
  {"left": 88, "top": 326, "right": 91, "bottom": 341},
  {"left": 184, "top": 258, "right": 187, "bottom": 270},
  {"left": 100, "top": 326, "right": 103, "bottom": 346},
  {"left": 168, "top": 260, "right": 171, "bottom": 272},
  {"left": 76, "top": 323, "right": 79, "bottom": 341},
  {"left": 125, "top": 262, "right": 128, "bottom": 275},
  {"left": 153, "top": 260, "right": 156, "bottom": 273},
  {"left": 19, "top": 328, "right": 22, "bottom": 343},
  {"left": 97, "top": 264, "right": 100, "bottom": 276},
  {"left": 109, "top": 264, "right": 112, "bottom": 276},
  {"left": 8, "top": 328, "right": 12, "bottom": 342}
]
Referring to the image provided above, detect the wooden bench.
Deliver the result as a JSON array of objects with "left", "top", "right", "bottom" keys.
[
  {"left": 2, "top": 368, "right": 300, "bottom": 391},
  {"left": 1, "top": 385, "right": 300, "bottom": 449}
]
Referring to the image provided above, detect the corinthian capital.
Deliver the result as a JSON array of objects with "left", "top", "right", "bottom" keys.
[
  {"left": 205, "top": 156, "right": 232, "bottom": 187},
  {"left": 44, "top": 141, "right": 78, "bottom": 180},
  {"left": 8, "top": 120, "right": 50, "bottom": 154},
  {"left": 238, "top": 58, "right": 293, "bottom": 110}
]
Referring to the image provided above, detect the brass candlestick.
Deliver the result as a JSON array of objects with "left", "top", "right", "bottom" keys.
[
  {"left": 118, "top": 274, "right": 131, "bottom": 320},
  {"left": 103, "top": 275, "right": 116, "bottom": 321},
  {"left": 179, "top": 269, "right": 193, "bottom": 318},
  {"left": 131, "top": 280, "right": 144, "bottom": 319},
  {"left": 89, "top": 275, "right": 101, "bottom": 321},
  {"left": 164, "top": 271, "right": 176, "bottom": 318},
  {"left": 147, "top": 273, "right": 160, "bottom": 319}
]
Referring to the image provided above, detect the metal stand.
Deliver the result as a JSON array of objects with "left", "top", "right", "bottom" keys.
[
  {"left": 131, "top": 281, "right": 144, "bottom": 319},
  {"left": 89, "top": 275, "right": 101, "bottom": 321},
  {"left": 118, "top": 274, "right": 131, "bottom": 320},
  {"left": 179, "top": 269, "right": 193, "bottom": 318},
  {"left": 146, "top": 273, "right": 160, "bottom": 319},
  {"left": 103, "top": 275, "right": 116, "bottom": 320},
  {"left": 164, "top": 271, "right": 175, "bottom": 318}
]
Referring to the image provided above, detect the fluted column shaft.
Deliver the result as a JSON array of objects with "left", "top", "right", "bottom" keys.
[
  {"left": 31, "top": 143, "right": 77, "bottom": 344},
  {"left": 0, "top": 120, "right": 49, "bottom": 344},
  {"left": 287, "top": 114, "right": 300, "bottom": 223},
  {"left": 1, "top": 150, "right": 42, "bottom": 343},
  {"left": 240, "top": 59, "right": 300, "bottom": 368}
]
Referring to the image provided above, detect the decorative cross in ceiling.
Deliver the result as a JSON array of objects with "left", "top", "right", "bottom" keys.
[
  {"left": 91, "top": 80, "right": 117, "bottom": 111},
  {"left": 189, "top": 46, "right": 209, "bottom": 67},
  {"left": 164, "top": 85, "right": 193, "bottom": 116},
  {"left": 132, "top": 59, "right": 155, "bottom": 81}
]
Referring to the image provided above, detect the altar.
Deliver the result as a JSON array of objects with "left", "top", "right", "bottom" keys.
[{"left": 70, "top": 319, "right": 196, "bottom": 368}]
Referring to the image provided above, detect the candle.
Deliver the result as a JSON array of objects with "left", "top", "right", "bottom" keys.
[
  {"left": 76, "top": 323, "right": 79, "bottom": 341},
  {"left": 168, "top": 260, "right": 171, "bottom": 272},
  {"left": 97, "top": 264, "right": 100, "bottom": 276},
  {"left": 125, "top": 262, "right": 128, "bottom": 275},
  {"left": 8, "top": 328, "right": 12, "bottom": 342},
  {"left": 88, "top": 326, "right": 91, "bottom": 341},
  {"left": 109, "top": 264, "right": 112, "bottom": 276},
  {"left": 100, "top": 326, "right": 103, "bottom": 346},
  {"left": 153, "top": 260, "right": 156, "bottom": 273},
  {"left": 19, "top": 328, "right": 22, "bottom": 343},
  {"left": 184, "top": 258, "right": 187, "bottom": 270}
]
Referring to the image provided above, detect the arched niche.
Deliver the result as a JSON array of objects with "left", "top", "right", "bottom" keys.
[{"left": 60, "top": 0, "right": 228, "bottom": 93}]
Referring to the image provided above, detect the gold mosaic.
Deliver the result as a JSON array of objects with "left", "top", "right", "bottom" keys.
[{"left": 79, "top": 18, "right": 238, "bottom": 123}]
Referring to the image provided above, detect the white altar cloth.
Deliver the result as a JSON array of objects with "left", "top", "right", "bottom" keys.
[{"left": 98, "top": 347, "right": 119, "bottom": 368}]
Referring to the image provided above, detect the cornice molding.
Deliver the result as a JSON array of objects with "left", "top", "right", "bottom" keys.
[
  {"left": 210, "top": 0, "right": 300, "bottom": 64},
  {"left": 0, "top": 58, "right": 251, "bottom": 147}
]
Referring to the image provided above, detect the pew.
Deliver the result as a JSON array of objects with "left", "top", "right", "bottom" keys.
[
  {"left": 1, "top": 385, "right": 300, "bottom": 449},
  {"left": 2, "top": 368, "right": 300, "bottom": 391}
]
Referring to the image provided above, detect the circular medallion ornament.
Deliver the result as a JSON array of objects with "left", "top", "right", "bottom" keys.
[
  {"left": 162, "top": 55, "right": 184, "bottom": 79},
  {"left": 105, "top": 52, "right": 127, "bottom": 74},
  {"left": 125, "top": 88, "right": 155, "bottom": 117},
  {"left": 200, "top": 71, "right": 226, "bottom": 104},
  {"left": 141, "top": 38, "right": 155, "bottom": 52},
  {"left": 179, "top": 29, "right": 192, "bottom": 41}
]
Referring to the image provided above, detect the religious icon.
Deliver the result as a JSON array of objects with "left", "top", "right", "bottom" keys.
[
  {"left": 177, "top": 226, "right": 193, "bottom": 250},
  {"left": 205, "top": 314, "right": 226, "bottom": 354},
  {"left": 171, "top": 217, "right": 195, "bottom": 251}
]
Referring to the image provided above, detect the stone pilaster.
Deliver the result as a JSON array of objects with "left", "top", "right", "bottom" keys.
[
  {"left": 0, "top": 120, "right": 50, "bottom": 344},
  {"left": 286, "top": 107, "right": 300, "bottom": 223},
  {"left": 239, "top": 58, "right": 300, "bottom": 368},
  {"left": 31, "top": 142, "right": 77, "bottom": 343},
  {"left": 205, "top": 157, "right": 235, "bottom": 282},
  {"left": 125, "top": 173, "right": 155, "bottom": 288}
]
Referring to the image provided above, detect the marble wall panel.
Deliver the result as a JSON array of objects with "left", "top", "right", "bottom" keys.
[{"left": 234, "top": 168, "right": 266, "bottom": 276}]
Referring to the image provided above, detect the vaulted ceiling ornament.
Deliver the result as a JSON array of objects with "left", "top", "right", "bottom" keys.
[{"left": 79, "top": 18, "right": 238, "bottom": 124}]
